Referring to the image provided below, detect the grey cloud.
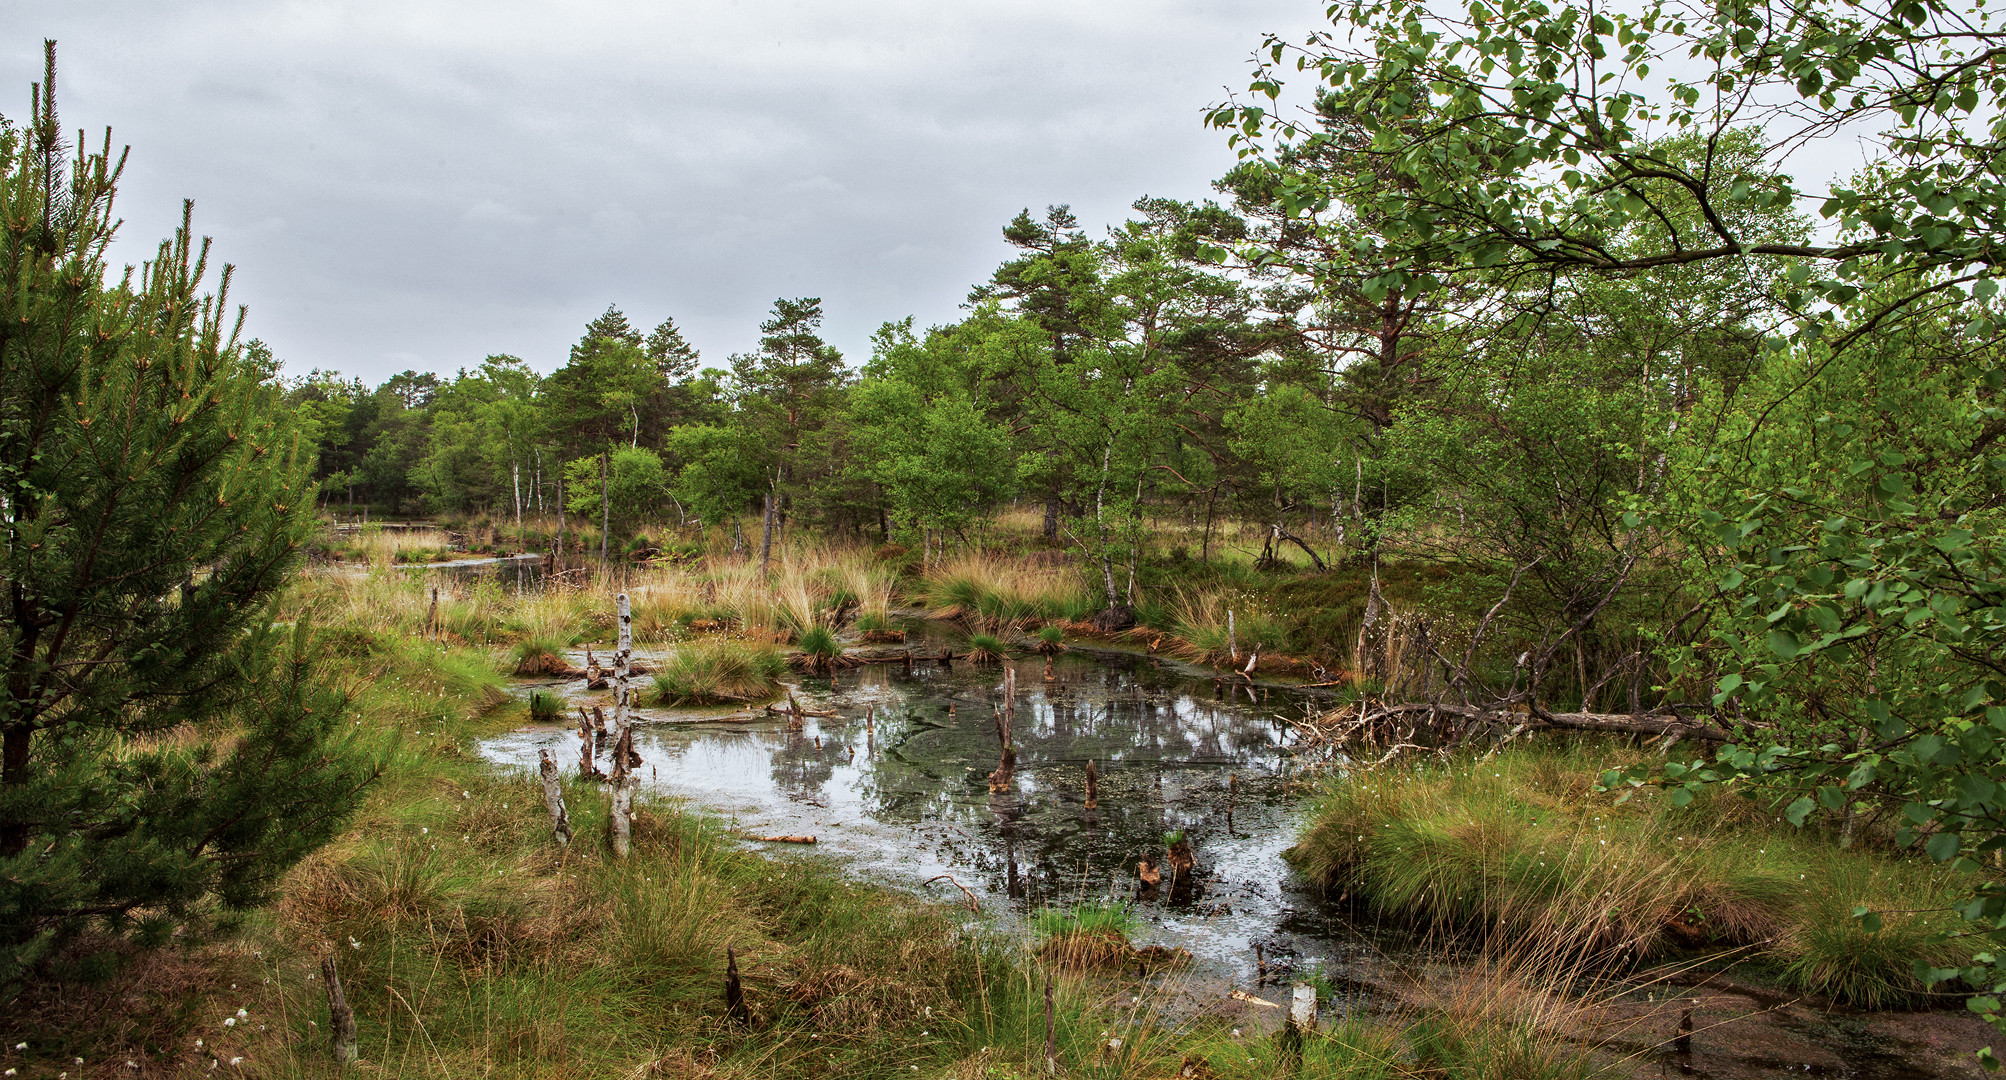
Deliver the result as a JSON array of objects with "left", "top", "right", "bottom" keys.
[{"left": 9, "top": 0, "right": 1326, "bottom": 380}]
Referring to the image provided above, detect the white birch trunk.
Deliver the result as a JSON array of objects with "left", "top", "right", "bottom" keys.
[
  {"left": 610, "top": 592, "right": 636, "bottom": 857},
  {"left": 1289, "top": 982, "right": 1319, "bottom": 1034}
]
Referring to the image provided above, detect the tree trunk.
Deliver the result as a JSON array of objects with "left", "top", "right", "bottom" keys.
[
  {"left": 610, "top": 592, "right": 636, "bottom": 857},
  {"left": 758, "top": 489, "right": 777, "bottom": 573},
  {"left": 599, "top": 451, "right": 611, "bottom": 568},
  {"left": 555, "top": 469, "right": 565, "bottom": 572}
]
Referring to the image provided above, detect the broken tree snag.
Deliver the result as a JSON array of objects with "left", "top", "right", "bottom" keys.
[
  {"left": 1288, "top": 981, "right": 1318, "bottom": 1034},
  {"left": 1084, "top": 759, "right": 1099, "bottom": 810},
  {"left": 321, "top": 956, "right": 357, "bottom": 1065},
  {"left": 577, "top": 709, "right": 602, "bottom": 780},
  {"left": 1138, "top": 858, "right": 1162, "bottom": 888},
  {"left": 427, "top": 586, "right": 440, "bottom": 641},
  {"left": 538, "top": 749, "right": 572, "bottom": 846},
  {"left": 865, "top": 704, "right": 875, "bottom": 734},
  {"left": 1165, "top": 833, "right": 1195, "bottom": 885},
  {"left": 725, "top": 946, "right": 750, "bottom": 1026}
]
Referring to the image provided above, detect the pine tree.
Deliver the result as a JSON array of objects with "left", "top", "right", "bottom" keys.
[
  {"left": 645, "top": 317, "right": 700, "bottom": 381},
  {"left": 578, "top": 304, "right": 643, "bottom": 355},
  {"left": 0, "top": 44, "right": 373, "bottom": 988}
]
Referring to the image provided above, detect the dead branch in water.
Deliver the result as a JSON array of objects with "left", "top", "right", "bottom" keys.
[{"left": 922, "top": 874, "right": 982, "bottom": 912}]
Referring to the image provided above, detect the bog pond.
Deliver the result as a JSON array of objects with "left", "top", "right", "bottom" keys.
[{"left": 431, "top": 561, "right": 1992, "bottom": 1079}]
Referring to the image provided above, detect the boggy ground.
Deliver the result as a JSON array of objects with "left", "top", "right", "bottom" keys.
[
  {"left": 11, "top": 543, "right": 2000, "bottom": 1079},
  {"left": 2, "top": 562, "right": 1612, "bottom": 1080}
]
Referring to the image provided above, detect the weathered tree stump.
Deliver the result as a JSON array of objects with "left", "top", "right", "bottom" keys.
[
  {"left": 321, "top": 957, "right": 357, "bottom": 1065},
  {"left": 537, "top": 749, "right": 572, "bottom": 846}
]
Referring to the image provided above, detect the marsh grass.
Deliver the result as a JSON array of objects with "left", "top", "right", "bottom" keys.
[
  {"left": 794, "top": 626, "right": 844, "bottom": 673},
  {"left": 1165, "top": 586, "right": 1287, "bottom": 665},
  {"left": 1292, "top": 742, "right": 1970, "bottom": 1002},
  {"left": 525, "top": 688, "right": 565, "bottom": 722},
  {"left": 923, "top": 552, "right": 1092, "bottom": 629},
  {"left": 966, "top": 632, "right": 1006, "bottom": 663},
  {"left": 652, "top": 638, "right": 788, "bottom": 705}
]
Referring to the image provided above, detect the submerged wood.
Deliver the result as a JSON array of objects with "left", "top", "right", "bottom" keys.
[
  {"left": 1084, "top": 759, "right": 1099, "bottom": 810},
  {"left": 764, "top": 701, "right": 835, "bottom": 718},
  {"left": 922, "top": 873, "right": 981, "bottom": 912}
]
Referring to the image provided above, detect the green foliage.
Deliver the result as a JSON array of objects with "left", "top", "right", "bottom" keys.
[
  {"left": 849, "top": 321, "right": 1017, "bottom": 538},
  {"left": 0, "top": 52, "right": 374, "bottom": 989},
  {"left": 563, "top": 446, "right": 668, "bottom": 540}
]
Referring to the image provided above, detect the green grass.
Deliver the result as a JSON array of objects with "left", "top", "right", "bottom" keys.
[
  {"left": 967, "top": 632, "right": 1005, "bottom": 662},
  {"left": 1029, "top": 900, "right": 1137, "bottom": 941},
  {"left": 1291, "top": 741, "right": 1973, "bottom": 1003},
  {"left": 651, "top": 638, "right": 788, "bottom": 705},
  {"left": 525, "top": 688, "right": 564, "bottom": 722},
  {"left": 796, "top": 625, "right": 843, "bottom": 663}
]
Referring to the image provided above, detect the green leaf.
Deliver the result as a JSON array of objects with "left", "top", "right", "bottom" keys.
[
  {"left": 1928, "top": 831, "right": 1962, "bottom": 862},
  {"left": 1785, "top": 796, "right": 1816, "bottom": 826},
  {"left": 1766, "top": 628, "right": 1801, "bottom": 658}
]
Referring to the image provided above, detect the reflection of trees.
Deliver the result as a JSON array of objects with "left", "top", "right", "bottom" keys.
[
  {"left": 768, "top": 730, "right": 836, "bottom": 799},
  {"left": 807, "top": 660, "right": 1299, "bottom": 909}
]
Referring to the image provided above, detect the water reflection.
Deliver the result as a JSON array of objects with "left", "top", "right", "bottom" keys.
[{"left": 482, "top": 647, "right": 1325, "bottom": 981}]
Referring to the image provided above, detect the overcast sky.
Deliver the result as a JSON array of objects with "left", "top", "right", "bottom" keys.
[{"left": 8, "top": 1, "right": 1329, "bottom": 384}]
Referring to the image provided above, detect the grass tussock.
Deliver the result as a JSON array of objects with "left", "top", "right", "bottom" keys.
[
  {"left": 923, "top": 552, "right": 1093, "bottom": 629},
  {"left": 653, "top": 638, "right": 789, "bottom": 705},
  {"left": 1164, "top": 585, "right": 1288, "bottom": 666},
  {"left": 1292, "top": 742, "right": 1970, "bottom": 1003}
]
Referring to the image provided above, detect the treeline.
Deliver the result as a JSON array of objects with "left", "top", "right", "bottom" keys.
[{"left": 286, "top": 197, "right": 1365, "bottom": 598}]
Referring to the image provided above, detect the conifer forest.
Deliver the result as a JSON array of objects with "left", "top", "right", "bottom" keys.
[{"left": 8, "top": 0, "right": 2006, "bottom": 1075}]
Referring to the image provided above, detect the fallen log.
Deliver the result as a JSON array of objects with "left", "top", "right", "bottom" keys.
[
  {"left": 745, "top": 834, "right": 816, "bottom": 844},
  {"left": 1338, "top": 702, "right": 1735, "bottom": 743}
]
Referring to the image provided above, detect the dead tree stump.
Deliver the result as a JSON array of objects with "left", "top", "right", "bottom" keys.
[
  {"left": 537, "top": 749, "right": 572, "bottom": 846},
  {"left": 321, "top": 957, "right": 357, "bottom": 1065}
]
